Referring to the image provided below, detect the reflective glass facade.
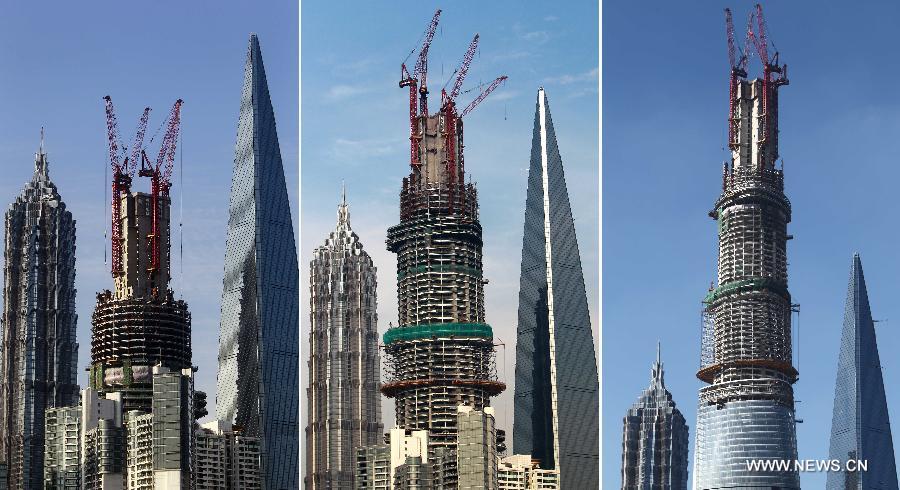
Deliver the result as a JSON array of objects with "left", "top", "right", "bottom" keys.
[
  {"left": 693, "top": 401, "right": 798, "bottom": 488},
  {"left": 512, "top": 88, "right": 599, "bottom": 489},
  {"left": 216, "top": 34, "right": 299, "bottom": 489},
  {"left": 826, "top": 255, "right": 898, "bottom": 490},
  {"left": 621, "top": 349, "right": 688, "bottom": 489},
  {"left": 0, "top": 149, "right": 79, "bottom": 489},
  {"left": 305, "top": 193, "right": 382, "bottom": 489}
]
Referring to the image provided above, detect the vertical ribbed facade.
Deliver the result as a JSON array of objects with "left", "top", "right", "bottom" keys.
[
  {"left": 693, "top": 71, "right": 799, "bottom": 488},
  {"left": 512, "top": 88, "right": 599, "bottom": 489},
  {"left": 383, "top": 101, "right": 503, "bottom": 458},
  {"left": 621, "top": 347, "right": 688, "bottom": 489},
  {"left": 216, "top": 33, "right": 299, "bottom": 489},
  {"left": 826, "top": 255, "right": 899, "bottom": 489},
  {"left": 0, "top": 146, "right": 79, "bottom": 489},
  {"left": 305, "top": 190, "right": 382, "bottom": 489}
]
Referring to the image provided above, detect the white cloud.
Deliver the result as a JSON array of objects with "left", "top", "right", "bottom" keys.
[
  {"left": 521, "top": 30, "right": 550, "bottom": 44},
  {"left": 328, "top": 137, "right": 398, "bottom": 162},
  {"left": 325, "top": 84, "right": 371, "bottom": 101},
  {"left": 543, "top": 67, "right": 599, "bottom": 85}
]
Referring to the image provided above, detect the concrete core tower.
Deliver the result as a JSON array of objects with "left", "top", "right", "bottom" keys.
[
  {"left": 383, "top": 108, "right": 504, "bottom": 456},
  {"left": 90, "top": 155, "right": 190, "bottom": 413}
]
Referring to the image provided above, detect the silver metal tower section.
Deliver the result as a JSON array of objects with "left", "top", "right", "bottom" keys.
[
  {"left": 305, "top": 189, "right": 383, "bottom": 489},
  {"left": 216, "top": 34, "right": 299, "bottom": 489},
  {"left": 621, "top": 346, "right": 689, "bottom": 489},
  {"left": 0, "top": 143, "right": 79, "bottom": 489},
  {"left": 383, "top": 110, "right": 504, "bottom": 455},
  {"left": 693, "top": 71, "right": 800, "bottom": 489}
]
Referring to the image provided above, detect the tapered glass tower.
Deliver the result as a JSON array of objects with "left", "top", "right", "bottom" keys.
[
  {"left": 512, "top": 88, "right": 599, "bottom": 489},
  {"left": 0, "top": 141, "right": 79, "bottom": 489},
  {"left": 826, "top": 254, "right": 898, "bottom": 489},
  {"left": 216, "top": 34, "right": 299, "bottom": 489},
  {"left": 305, "top": 189, "right": 382, "bottom": 489},
  {"left": 693, "top": 12, "right": 799, "bottom": 487}
]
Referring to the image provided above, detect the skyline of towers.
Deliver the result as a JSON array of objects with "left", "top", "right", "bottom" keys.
[
  {"left": 216, "top": 33, "right": 300, "bottom": 489},
  {"left": 305, "top": 189, "right": 383, "bottom": 489},
  {"left": 693, "top": 34, "right": 800, "bottom": 487},
  {"left": 620, "top": 346, "right": 688, "bottom": 490},
  {"left": 513, "top": 87, "right": 599, "bottom": 489},
  {"left": 0, "top": 142, "right": 79, "bottom": 489},
  {"left": 827, "top": 254, "right": 899, "bottom": 489}
]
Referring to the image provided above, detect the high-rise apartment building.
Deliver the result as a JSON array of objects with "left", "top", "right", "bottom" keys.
[
  {"left": 355, "top": 429, "right": 429, "bottom": 490},
  {"left": 512, "top": 88, "right": 599, "bottom": 489},
  {"left": 80, "top": 388, "right": 124, "bottom": 490},
  {"left": 497, "top": 455, "right": 559, "bottom": 490},
  {"left": 693, "top": 8, "right": 799, "bottom": 488},
  {"left": 125, "top": 366, "right": 196, "bottom": 489},
  {"left": 826, "top": 254, "right": 899, "bottom": 489},
  {"left": 457, "top": 406, "right": 498, "bottom": 490},
  {"left": 621, "top": 347, "right": 688, "bottom": 489},
  {"left": 216, "top": 33, "right": 299, "bottom": 490},
  {"left": 306, "top": 189, "right": 382, "bottom": 489},
  {"left": 0, "top": 139, "right": 79, "bottom": 489},
  {"left": 44, "top": 406, "right": 81, "bottom": 490},
  {"left": 195, "top": 420, "right": 262, "bottom": 490}
]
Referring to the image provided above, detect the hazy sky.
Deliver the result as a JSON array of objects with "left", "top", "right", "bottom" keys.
[
  {"left": 300, "top": 0, "right": 599, "bottom": 446},
  {"left": 0, "top": 1, "right": 298, "bottom": 422},
  {"left": 604, "top": 2, "right": 900, "bottom": 487}
]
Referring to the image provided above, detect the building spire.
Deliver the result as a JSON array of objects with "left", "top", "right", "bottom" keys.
[
  {"left": 337, "top": 181, "right": 350, "bottom": 229},
  {"left": 651, "top": 342, "right": 665, "bottom": 390},
  {"left": 34, "top": 127, "right": 49, "bottom": 179}
]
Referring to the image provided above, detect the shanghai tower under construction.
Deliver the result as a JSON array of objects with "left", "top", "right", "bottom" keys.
[
  {"left": 693, "top": 6, "right": 800, "bottom": 489},
  {"left": 89, "top": 98, "right": 189, "bottom": 414},
  {"left": 382, "top": 9, "right": 506, "bottom": 459}
]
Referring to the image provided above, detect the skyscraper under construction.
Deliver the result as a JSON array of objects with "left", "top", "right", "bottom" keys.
[
  {"left": 90, "top": 98, "right": 189, "bottom": 414},
  {"left": 382, "top": 9, "right": 506, "bottom": 462},
  {"left": 693, "top": 6, "right": 799, "bottom": 489},
  {"left": 0, "top": 138, "right": 79, "bottom": 490}
]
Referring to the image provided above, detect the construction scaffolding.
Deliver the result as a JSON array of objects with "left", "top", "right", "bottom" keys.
[
  {"left": 91, "top": 100, "right": 189, "bottom": 414},
  {"left": 385, "top": 108, "right": 504, "bottom": 455}
]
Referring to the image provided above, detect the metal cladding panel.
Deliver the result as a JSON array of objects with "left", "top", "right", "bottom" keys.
[
  {"left": 216, "top": 34, "right": 298, "bottom": 489},
  {"left": 0, "top": 152, "right": 79, "bottom": 489},
  {"left": 693, "top": 400, "right": 799, "bottom": 489},
  {"left": 305, "top": 196, "right": 383, "bottom": 490},
  {"left": 826, "top": 255, "right": 899, "bottom": 490},
  {"left": 513, "top": 90, "right": 599, "bottom": 489}
]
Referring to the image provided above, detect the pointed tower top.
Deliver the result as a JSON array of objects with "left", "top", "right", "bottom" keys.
[
  {"left": 34, "top": 128, "right": 49, "bottom": 179},
  {"left": 827, "top": 253, "right": 899, "bottom": 485},
  {"left": 650, "top": 342, "right": 665, "bottom": 390},
  {"left": 337, "top": 182, "right": 350, "bottom": 230}
]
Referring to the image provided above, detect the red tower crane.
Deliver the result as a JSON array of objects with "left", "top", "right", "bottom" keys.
[
  {"left": 441, "top": 34, "right": 480, "bottom": 185},
  {"left": 460, "top": 76, "right": 508, "bottom": 117},
  {"left": 742, "top": 4, "right": 787, "bottom": 169},
  {"left": 139, "top": 99, "right": 183, "bottom": 276},
  {"left": 400, "top": 9, "right": 441, "bottom": 167},
  {"left": 104, "top": 96, "right": 151, "bottom": 276}
]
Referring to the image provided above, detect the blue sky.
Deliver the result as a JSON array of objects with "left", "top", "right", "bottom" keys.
[
  {"left": 604, "top": 1, "right": 900, "bottom": 487},
  {"left": 0, "top": 1, "right": 298, "bottom": 422},
  {"left": 300, "top": 0, "right": 598, "bottom": 444}
]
